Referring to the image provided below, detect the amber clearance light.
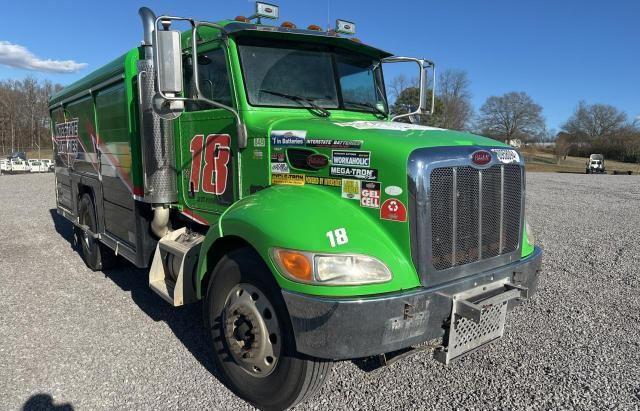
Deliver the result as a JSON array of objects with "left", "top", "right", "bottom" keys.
[{"left": 276, "top": 250, "right": 312, "bottom": 281}]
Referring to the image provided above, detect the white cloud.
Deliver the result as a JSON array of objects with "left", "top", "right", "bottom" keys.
[{"left": 0, "top": 41, "right": 87, "bottom": 73}]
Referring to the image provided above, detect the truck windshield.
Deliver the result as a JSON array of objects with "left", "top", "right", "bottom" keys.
[{"left": 237, "top": 39, "right": 387, "bottom": 114}]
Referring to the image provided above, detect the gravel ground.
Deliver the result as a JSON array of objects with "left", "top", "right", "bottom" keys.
[{"left": 1, "top": 172, "right": 639, "bottom": 410}]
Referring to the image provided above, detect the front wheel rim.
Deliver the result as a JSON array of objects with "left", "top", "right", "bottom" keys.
[{"left": 222, "top": 283, "right": 282, "bottom": 378}]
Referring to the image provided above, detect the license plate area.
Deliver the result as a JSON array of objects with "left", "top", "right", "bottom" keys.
[{"left": 435, "top": 280, "right": 527, "bottom": 364}]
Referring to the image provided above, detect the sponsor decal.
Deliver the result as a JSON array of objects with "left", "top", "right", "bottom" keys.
[
  {"left": 272, "top": 173, "right": 305, "bottom": 186},
  {"left": 253, "top": 137, "right": 266, "bottom": 147},
  {"left": 385, "top": 185, "right": 403, "bottom": 196},
  {"left": 332, "top": 150, "right": 371, "bottom": 168},
  {"left": 341, "top": 179, "right": 361, "bottom": 200},
  {"left": 491, "top": 148, "right": 520, "bottom": 164},
  {"left": 271, "top": 152, "right": 286, "bottom": 162},
  {"left": 304, "top": 176, "right": 341, "bottom": 187},
  {"left": 335, "top": 120, "right": 445, "bottom": 131},
  {"left": 330, "top": 166, "right": 378, "bottom": 180},
  {"left": 305, "top": 139, "right": 363, "bottom": 149},
  {"left": 252, "top": 150, "right": 264, "bottom": 160},
  {"left": 54, "top": 119, "right": 79, "bottom": 140},
  {"left": 380, "top": 198, "right": 407, "bottom": 222},
  {"left": 271, "top": 130, "right": 307, "bottom": 146},
  {"left": 471, "top": 150, "right": 492, "bottom": 166},
  {"left": 360, "top": 181, "right": 381, "bottom": 209},
  {"left": 54, "top": 119, "right": 81, "bottom": 167},
  {"left": 271, "top": 162, "right": 290, "bottom": 174},
  {"left": 306, "top": 153, "right": 329, "bottom": 169}
]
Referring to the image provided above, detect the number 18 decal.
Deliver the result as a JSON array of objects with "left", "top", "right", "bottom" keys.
[
  {"left": 189, "top": 134, "right": 231, "bottom": 195},
  {"left": 326, "top": 228, "right": 348, "bottom": 248}
]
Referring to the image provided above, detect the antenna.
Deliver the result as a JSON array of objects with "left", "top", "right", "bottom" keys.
[{"left": 327, "top": 0, "right": 330, "bottom": 31}]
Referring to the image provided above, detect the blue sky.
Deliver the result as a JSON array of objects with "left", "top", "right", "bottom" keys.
[{"left": 0, "top": 0, "right": 637, "bottom": 130}]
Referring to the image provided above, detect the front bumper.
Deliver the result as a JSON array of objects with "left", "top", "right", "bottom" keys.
[{"left": 282, "top": 246, "right": 542, "bottom": 360}]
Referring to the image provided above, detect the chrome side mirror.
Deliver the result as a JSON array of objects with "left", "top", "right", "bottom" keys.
[
  {"left": 382, "top": 56, "right": 435, "bottom": 122},
  {"left": 153, "top": 19, "right": 184, "bottom": 119}
]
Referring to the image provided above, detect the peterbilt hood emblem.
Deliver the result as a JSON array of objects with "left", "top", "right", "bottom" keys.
[{"left": 471, "top": 150, "right": 492, "bottom": 166}]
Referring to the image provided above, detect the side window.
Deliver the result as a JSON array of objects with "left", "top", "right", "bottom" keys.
[{"left": 184, "top": 48, "right": 232, "bottom": 111}]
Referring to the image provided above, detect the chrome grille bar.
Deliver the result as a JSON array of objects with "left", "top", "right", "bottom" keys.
[
  {"left": 499, "top": 165, "right": 504, "bottom": 253},
  {"left": 451, "top": 167, "right": 458, "bottom": 267}
]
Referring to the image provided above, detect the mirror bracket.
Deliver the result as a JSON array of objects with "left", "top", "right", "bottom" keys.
[
  {"left": 152, "top": 16, "right": 248, "bottom": 149},
  {"left": 382, "top": 56, "right": 436, "bottom": 122}
]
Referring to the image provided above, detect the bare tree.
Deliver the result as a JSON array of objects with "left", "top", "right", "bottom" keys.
[
  {"left": 436, "top": 69, "right": 473, "bottom": 130},
  {"left": 388, "top": 74, "right": 417, "bottom": 101},
  {"left": 0, "top": 78, "right": 62, "bottom": 155},
  {"left": 477, "top": 91, "right": 545, "bottom": 143},
  {"left": 554, "top": 132, "right": 573, "bottom": 163},
  {"left": 561, "top": 101, "right": 627, "bottom": 140}
]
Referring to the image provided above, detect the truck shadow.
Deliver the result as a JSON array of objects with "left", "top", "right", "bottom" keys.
[{"left": 48, "top": 209, "right": 223, "bottom": 382}]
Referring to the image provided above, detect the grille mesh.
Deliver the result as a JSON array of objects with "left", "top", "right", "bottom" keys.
[{"left": 430, "top": 164, "right": 522, "bottom": 271}]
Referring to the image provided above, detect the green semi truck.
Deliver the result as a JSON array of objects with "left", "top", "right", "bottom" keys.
[{"left": 50, "top": 3, "right": 542, "bottom": 409}]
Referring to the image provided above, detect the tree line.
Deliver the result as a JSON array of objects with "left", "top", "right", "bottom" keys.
[
  {"left": 0, "top": 77, "right": 62, "bottom": 155},
  {"left": 1, "top": 73, "right": 638, "bottom": 164},
  {"left": 389, "top": 70, "right": 640, "bottom": 164}
]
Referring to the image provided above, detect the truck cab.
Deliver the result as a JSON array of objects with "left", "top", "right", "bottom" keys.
[{"left": 49, "top": 4, "right": 542, "bottom": 409}]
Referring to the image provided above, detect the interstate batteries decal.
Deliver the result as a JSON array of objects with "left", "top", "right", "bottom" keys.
[
  {"left": 271, "top": 130, "right": 306, "bottom": 146},
  {"left": 305, "top": 139, "right": 362, "bottom": 149}
]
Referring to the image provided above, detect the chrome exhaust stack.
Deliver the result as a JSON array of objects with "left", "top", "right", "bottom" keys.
[{"left": 137, "top": 7, "right": 178, "bottom": 207}]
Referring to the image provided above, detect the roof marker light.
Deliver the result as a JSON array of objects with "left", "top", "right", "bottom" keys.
[
  {"left": 307, "top": 24, "right": 322, "bottom": 31},
  {"left": 281, "top": 21, "right": 297, "bottom": 28},
  {"left": 235, "top": 15, "right": 250, "bottom": 22},
  {"left": 336, "top": 19, "right": 356, "bottom": 35}
]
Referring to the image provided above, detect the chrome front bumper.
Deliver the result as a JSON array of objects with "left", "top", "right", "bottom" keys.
[{"left": 282, "top": 246, "right": 542, "bottom": 361}]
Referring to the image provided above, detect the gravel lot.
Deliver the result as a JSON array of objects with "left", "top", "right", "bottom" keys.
[{"left": 1, "top": 172, "right": 639, "bottom": 410}]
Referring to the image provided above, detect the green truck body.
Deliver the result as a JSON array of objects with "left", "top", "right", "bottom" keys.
[{"left": 50, "top": 5, "right": 542, "bottom": 409}]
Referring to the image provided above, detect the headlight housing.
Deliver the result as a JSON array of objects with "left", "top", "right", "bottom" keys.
[{"left": 271, "top": 248, "right": 392, "bottom": 285}]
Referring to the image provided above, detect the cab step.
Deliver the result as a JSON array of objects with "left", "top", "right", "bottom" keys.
[{"left": 149, "top": 227, "right": 204, "bottom": 306}]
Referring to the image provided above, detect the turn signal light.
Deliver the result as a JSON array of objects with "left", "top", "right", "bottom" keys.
[
  {"left": 307, "top": 24, "right": 322, "bottom": 31},
  {"left": 281, "top": 21, "right": 297, "bottom": 28},
  {"left": 277, "top": 250, "right": 312, "bottom": 281}
]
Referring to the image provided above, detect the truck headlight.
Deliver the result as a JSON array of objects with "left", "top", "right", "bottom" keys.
[
  {"left": 271, "top": 248, "right": 392, "bottom": 285},
  {"left": 525, "top": 218, "right": 535, "bottom": 245}
]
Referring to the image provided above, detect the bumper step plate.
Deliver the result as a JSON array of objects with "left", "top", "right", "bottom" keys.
[{"left": 435, "top": 281, "right": 527, "bottom": 365}]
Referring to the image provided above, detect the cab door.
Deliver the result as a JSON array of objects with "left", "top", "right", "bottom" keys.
[{"left": 177, "top": 44, "right": 237, "bottom": 214}]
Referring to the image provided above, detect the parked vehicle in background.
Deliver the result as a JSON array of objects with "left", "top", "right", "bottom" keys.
[
  {"left": 0, "top": 160, "right": 10, "bottom": 173},
  {"left": 9, "top": 151, "right": 27, "bottom": 161},
  {"left": 29, "top": 160, "right": 48, "bottom": 173},
  {"left": 41, "top": 159, "right": 54, "bottom": 172},
  {"left": 586, "top": 154, "right": 605, "bottom": 174},
  {"left": 9, "top": 159, "right": 29, "bottom": 173},
  {"left": 49, "top": 3, "right": 542, "bottom": 409}
]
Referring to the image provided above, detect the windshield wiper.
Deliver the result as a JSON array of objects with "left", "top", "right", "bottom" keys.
[
  {"left": 260, "top": 89, "right": 331, "bottom": 117},
  {"left": 343, "top": 100, "right": 387, "bottom": 117}
]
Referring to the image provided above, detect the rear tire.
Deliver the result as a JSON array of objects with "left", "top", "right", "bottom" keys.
[
  {"left": 204, "top": 247, "right": 332, "bottom": 410},
  {"left": 77, "top": 194, "right": 118, "bottom": 271}
]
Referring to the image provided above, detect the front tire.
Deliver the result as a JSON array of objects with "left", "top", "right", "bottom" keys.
[{"left": 204, "top": 248, "right": 332, "bottom": 410}]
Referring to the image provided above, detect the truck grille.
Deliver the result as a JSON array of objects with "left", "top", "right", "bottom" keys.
[{"left": 430, "top": 164, "right": 522, "bottom": 271}]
